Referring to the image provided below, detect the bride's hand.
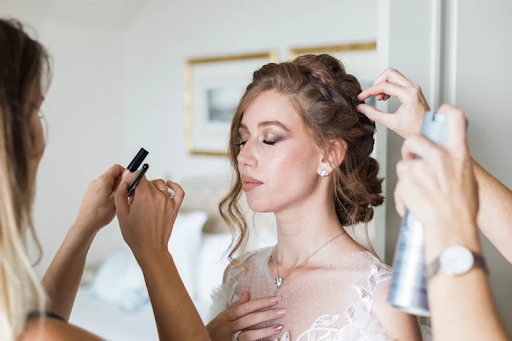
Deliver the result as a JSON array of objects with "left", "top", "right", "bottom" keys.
[{"left": 206, "top": 292, "right": 286, "bottom": 341}]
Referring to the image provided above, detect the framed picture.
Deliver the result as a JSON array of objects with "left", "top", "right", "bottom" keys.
[
  {"left": 289, "top": 42, "right": 378, "bottom": 107},
  {"left": 186, "top": 51, "right": 278, "bottom": 156}
]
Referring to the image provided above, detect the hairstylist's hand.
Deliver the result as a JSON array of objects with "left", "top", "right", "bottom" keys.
[
  {"left": 207, "top": 292, "right": 286, "bottom": 341},
  {"left": 114, "top": 175, "right": 183, "bottom": 260},
  {"left": 73, "top": 164, "right": 126, "bottom": 236},
  {"left": 394, "top": 104, "right": 480, "bottom": 261},
  {"left": 357, "top": 68, "right": 430, "bottom": 138}
]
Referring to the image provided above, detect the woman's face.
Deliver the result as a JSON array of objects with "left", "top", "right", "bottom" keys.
[{"left": 237, "top": 91, "right": 325, "bottom": 213}]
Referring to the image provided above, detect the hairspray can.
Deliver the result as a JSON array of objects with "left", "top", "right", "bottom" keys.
[{"left": 387, "top": 111, "right": 447, "bottom": 316}]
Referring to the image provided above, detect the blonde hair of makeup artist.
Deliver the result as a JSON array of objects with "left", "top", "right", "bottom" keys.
[{"left": 0, "top": 19, "right": 52, "bottom": 341}]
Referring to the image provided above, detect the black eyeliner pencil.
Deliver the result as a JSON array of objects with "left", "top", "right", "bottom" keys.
[{"left": 127, "top": 163, "right": 149, "bottom": 197}]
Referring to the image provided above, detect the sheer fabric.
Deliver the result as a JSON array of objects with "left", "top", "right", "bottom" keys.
[{"left": 209, "top": 247, "right": 433, "bottom": 341}]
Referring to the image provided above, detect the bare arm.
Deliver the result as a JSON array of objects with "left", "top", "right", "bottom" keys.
[
  {"left": 395, "top": 105, "right": 509, "bottom": 340},
  {"left": 473, "top": 159, "right": 512, "bottom": 263},
  {"left": 41, "top": 164, "right": 125, "bottom": 321},
  {"left": 41, "top": 228, "right": 96, "bottom": 321}
]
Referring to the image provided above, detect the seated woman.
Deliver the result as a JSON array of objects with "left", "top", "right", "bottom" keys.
[{"left": 206, "top": 54, "right": 424, "bottom": 341}]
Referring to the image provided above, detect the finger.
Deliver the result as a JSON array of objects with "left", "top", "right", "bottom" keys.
[
  {"left": 114, "top": 180, "right": 130, "bottom": 217},
  {"left": 228, "top": 296, "right": 282, "bottom": 321},
  {"left": 238, "top": 324, "right": 284, "bottom": 341},
  {"left": 436, "top": 104, "right": 469, "bottom": 154},
  {"left": 372, "top": 68, "right": 415, "bottom": 87},
  {"left": 357, "top": 104, "right": 396, "bottom": 129},
  {"left": 234, "top": 308, "right": 287, "bottom": 331},
  {"left": 167, "top": 181, "right": 185, "bottom": 206},
  {"left": 151, "top": 179, "right": 169, "bottom": 197},
  {"left": 394, "top": 181, "right": 407, "bottom": 218},
  {"left": 357, "top": 82, "right": 408, "bottom": 102},
  {"left": 401, "top": 135, "right": 440, "bottom": 161},
  {"left": 103, "top": 164, "right": 126, "bottom": 189},
  {"left": 228, "top": 290, "right": 251, "bottom": 310},
  {"left": 396, "top": 159, "right": 414, "bottom": 179}
]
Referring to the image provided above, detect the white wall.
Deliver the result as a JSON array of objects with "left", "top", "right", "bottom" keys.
[{"left": 32, "top": 22, "right": 128, "bottom": 274}]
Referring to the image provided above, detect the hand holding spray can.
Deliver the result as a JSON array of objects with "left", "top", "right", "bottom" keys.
[{"left": 387, "top": 111, "right": 447, "bottom": 316}]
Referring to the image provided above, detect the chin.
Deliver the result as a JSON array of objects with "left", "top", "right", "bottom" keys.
[{"left": 245, "top": 196, "right": 276, "bottom": 213}]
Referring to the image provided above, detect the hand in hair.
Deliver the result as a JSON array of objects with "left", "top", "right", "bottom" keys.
[
  {"left": 356, "top": 68, "right": 430, "bottom": 138},
  {"left": 73, "top": 164, "right": 126, "bottom": 235},
  {"left": 207, "top": 292, "right": 286, "bottom": 341}
]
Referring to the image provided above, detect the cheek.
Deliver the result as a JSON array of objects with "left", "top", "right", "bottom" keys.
[
  {"left": 247, "top": 147, "right": 319, "bottom": 211},
  {"left": 30, "top": 114, "right": 45, "bottom": 161}
]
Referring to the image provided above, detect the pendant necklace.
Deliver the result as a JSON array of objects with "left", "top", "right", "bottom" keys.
[{"left": 272, "top": 230, "right": 347, "bottom": 296}]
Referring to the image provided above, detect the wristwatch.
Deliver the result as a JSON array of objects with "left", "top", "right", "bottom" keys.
[{"left": 427, "top": 245, "right": 488, "bottom": 280}]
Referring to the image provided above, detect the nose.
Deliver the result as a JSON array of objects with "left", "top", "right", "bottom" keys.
[{"left": 237, "top": 140, "right": 257, "bottom": 169}]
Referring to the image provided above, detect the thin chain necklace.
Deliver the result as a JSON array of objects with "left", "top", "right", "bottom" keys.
[{"left": 272, "top": 230, "right": 347, "bottom": 296}]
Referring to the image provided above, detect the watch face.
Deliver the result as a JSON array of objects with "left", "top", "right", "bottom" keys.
[{"left": 440, "top": 245, "right": 474, "bottom": 275}]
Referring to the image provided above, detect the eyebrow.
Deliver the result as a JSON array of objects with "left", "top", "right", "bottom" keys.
[{"left": 239, "top": 121, "right": 290, "bottom": 132}]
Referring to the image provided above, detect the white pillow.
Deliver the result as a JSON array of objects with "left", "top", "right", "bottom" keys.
[
  {"left": 90, "top": 211, "right": 208, "bottom": 310},
  {"left": 168, "top": 211, "right": 209, "bottom": 300},
  {"left": 197, "top": 233, "right": 232, "bottom": 303},
  {"left": 90, "top": 245, "right": 149, "bottom": 312}
]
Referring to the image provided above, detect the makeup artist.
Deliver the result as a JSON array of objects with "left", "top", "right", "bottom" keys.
[
  {"left": 357, "top": 69, "right": 511, "bottom": 340},
  {"left": 0, "top": 19, "right": 210, "bottom": 341},
  {"left": 394, "top": 104, "right": 509, "bottom": 340}
]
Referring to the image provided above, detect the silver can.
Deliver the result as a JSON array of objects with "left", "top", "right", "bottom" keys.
[{"left": 388, "top": 111, "right": 446, "bottom": 316}]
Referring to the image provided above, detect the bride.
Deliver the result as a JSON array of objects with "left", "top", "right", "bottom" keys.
[{"left": 206, "top": 54, "right": 424, "bottom": 341}]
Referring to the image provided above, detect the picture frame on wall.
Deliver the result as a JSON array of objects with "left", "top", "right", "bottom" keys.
[{"left": 186, "top": 51, "right": 278, "bottom": 156}]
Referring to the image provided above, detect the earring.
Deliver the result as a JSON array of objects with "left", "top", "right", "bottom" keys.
[{"left": 320, "top": 169, "right": 329, "bottom": 177}]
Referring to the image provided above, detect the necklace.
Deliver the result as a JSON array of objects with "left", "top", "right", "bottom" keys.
[{"left": 272, "top": 230, "right": 347, "bottom": 296}]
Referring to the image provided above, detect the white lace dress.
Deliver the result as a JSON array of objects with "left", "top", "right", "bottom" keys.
[{"left": 209, "top": 247, "right": 433, "bottom": 341}]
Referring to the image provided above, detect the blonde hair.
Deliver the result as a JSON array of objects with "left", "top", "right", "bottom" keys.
[
  {"left": 219, "top": 55, "right": 384, "bottom": 260},
  {"left": 0, "top": 19, "right": 51, "bottom": 340}
]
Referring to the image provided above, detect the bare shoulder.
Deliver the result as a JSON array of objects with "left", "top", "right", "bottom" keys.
[
  {"left": 20, "top": 318, "right": 102, "bottom": 341},
  {"left": 371, "top": 279, "right": 423, "bottom": 341}
]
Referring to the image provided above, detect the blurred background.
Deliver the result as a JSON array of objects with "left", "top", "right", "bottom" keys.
[{"left": 1, "top": 0, "right": 511, "bottom": 339}]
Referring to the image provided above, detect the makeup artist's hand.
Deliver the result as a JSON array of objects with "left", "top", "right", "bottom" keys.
[
  {"left": 206, "top": 292, "right": 286, "bottom": 341},
  {"left": 356, "top": 68, "right": 430, "bottom": 138},
  {"left": 394, "top": 105, "right": 480, "bottom": 262},
  {"left": 73, "top": 164, "right": 126, "bottom": 235},
  {"left": 114, "top": 175, "right": 183, "bottom": 261}
]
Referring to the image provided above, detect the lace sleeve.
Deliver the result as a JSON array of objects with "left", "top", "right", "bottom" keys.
[{"left": 206, "top": 250, "right": 257, "bottom": 322}]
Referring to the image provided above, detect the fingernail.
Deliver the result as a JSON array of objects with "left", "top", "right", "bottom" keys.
[
  {"left": 275, "top": 309, "right": 287, "bottom": 317},
  {"left": 273, "top": 325, "right": 284, "bottom": 333},
  {"left": 357, "top": 104, "right": 365, "bottom": 113},
  {"left": 269, "top": 296, "right": 282, "bottom": 304}
]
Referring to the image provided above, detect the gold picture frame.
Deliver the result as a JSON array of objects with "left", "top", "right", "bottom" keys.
[
  {"left": 186, "top": 51, "right": 278, "bottom": 156},
  {"left": 289, "top": 42, "right": 377, "bottom": 60}
]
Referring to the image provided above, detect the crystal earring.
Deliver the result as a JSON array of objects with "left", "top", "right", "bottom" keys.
[{"left": 320, "top": 169, "right": 329, "bottom": 177}]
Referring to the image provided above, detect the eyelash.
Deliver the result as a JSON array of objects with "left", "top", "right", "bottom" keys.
[{"left": 235, "top": 140, "right": 277, "bottom": 147}]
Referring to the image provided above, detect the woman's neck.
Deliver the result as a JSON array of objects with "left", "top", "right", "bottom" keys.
[{"left": 273, "top": 195, "right": 361, "bottom": 268}]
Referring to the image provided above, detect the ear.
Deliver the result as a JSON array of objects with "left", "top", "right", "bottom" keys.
[{"left": 318, "top": 139, "right": 347, "bottom": 175}]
